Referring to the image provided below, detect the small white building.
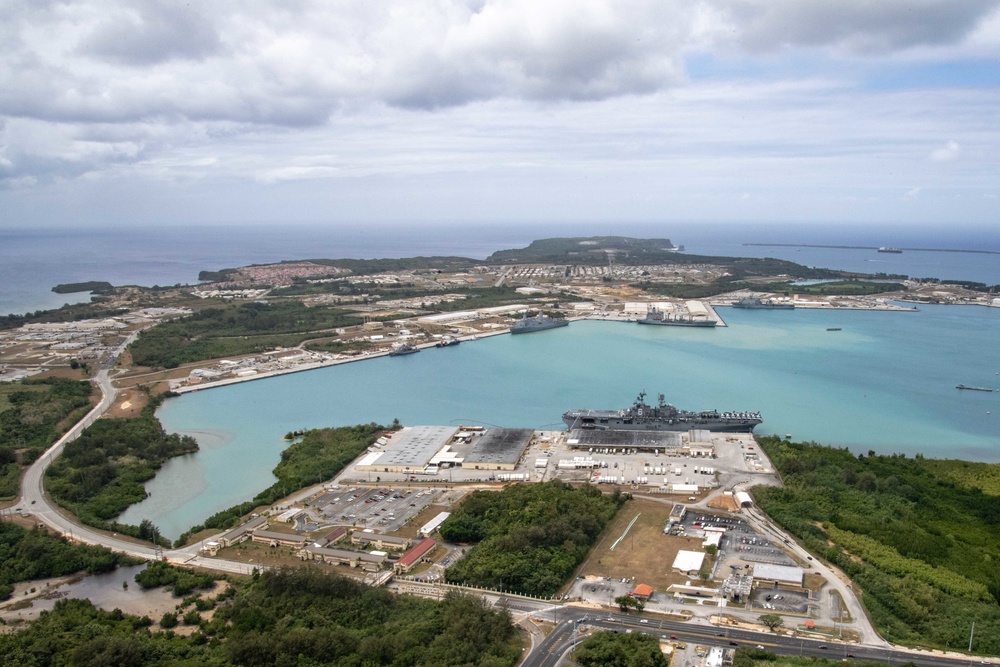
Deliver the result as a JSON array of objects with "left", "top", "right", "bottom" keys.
[{"left": 672, "top": 550, "right": 706, "bottom": 574}]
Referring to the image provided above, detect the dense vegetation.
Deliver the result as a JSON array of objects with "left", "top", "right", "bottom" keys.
[
  {"left": 754, "top": 437, "right": 1000, "bottom": 654},
  {"left": 441, "top": 480, "right": 627, "bottom": 597},
  {"left": 487, "top": 236, "right": 678, "bottom": 265},
  {"left": 573, "top": 631, "right": 668, "bottom": 667},
  {"left": 0, "top": 377, "right": 94, "bottom": 497},
  {"left": 0, "top": 303, "right": 127, "bottom": 330},
  {"left": 128, "top": 301, "right": 364, "bottom": 368},
  {"left": 732, "top": 647, "right": 911, "bottom": 667},
  {"left": 0, "top": 523, "right": 132, "bottom": 601},
  {"left": 134, "top": 561, "right": 221, "bottom": 597},
  {"left": 740, "top": 280, "right": 906, "bottom": 296},
  {"left": 45, "top": 395, "right": 197, "bottom": 544},
  {"left": 174, "top": 423, "right": 391, "bottom": 546},
  {"left": 0, "top": 568, "right": 521, "bottom": 667},
  {"left": 52, "top": 281, "right": 115, "bottom": 294}
]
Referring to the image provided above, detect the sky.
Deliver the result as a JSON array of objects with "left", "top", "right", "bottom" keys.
[{"left": 1, "top": 0, "right": 999, "bottom": 228}]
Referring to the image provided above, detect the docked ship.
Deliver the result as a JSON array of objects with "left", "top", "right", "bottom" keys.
[
  {"left": 389, "top": 343, "right": 419, "bottom": 356},
  {"left": 637, "top": 307, "right": 716, "bottom": 327},
  {"left": 435, "top": 337, "right": 460, "bottom": 348},
  {"left": 562, "top": 391, "right": 762, "bottom": 433},
  {"left": 731, "top": 297, "right": 795, "bottom": 310},
  {"left": 510, "top": 312, "right": 569, "bottom": 335},
  {"left": 878, "top": 247, "right": 903, "bottom": 253}
]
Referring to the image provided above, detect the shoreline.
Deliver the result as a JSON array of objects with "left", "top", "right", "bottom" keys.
[{"left": 168, "top": 299, "right": 928, "bottom": 396}]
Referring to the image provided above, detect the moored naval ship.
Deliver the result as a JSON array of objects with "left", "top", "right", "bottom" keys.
[
  {"left": 510, "top": 311, "right": 569, "bottom": 334},
  {"left": 731, "top": 296, "right": 795, "bottom": 310},
  {"left": 563, "top": 391, "right": 762, "bottom": 433},
  {"left": 637, "top": 307, "right": 716, "bottom": 327}
]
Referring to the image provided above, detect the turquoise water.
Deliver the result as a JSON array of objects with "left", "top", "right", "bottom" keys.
[{"left": 125, "top": 304, "right": 1000, "bottom": 538}]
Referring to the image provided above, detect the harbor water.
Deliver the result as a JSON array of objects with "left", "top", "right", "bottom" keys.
[{"left": 122, "top": 303, "right": 1000, "bottom": 539}]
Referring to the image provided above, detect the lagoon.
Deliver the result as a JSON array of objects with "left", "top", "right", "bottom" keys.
[{"left": 122, "top": 304, "right": 1000, "bottom": 539}]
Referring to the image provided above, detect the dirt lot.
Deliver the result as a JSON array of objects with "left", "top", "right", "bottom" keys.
[
  {"left": 576, "top": 498, "right": 705, "bottom": 590},
  {"left": 105, "top": 388, "right": 148, "bottom": 418}
]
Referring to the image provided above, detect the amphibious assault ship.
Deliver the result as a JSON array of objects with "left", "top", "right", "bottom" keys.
[
  {"left": 731, "top": 297, "right": 795, "bottom": 310},
  {"left": 563, "top": 391, "right": 762, "bottom": 433},
  {"left": 510, "top": 312, "right": 569, "bottom": 334},
  {"left": 637, "top": 307, "right": 716, "bottom": 327}
]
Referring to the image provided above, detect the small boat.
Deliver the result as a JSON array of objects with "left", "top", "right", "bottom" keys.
[
  {"left": 956, "top": 384, "right": 993, "bottom": 392},
  {"left": 826, "top": 328, "right": 842, "bottom": 331}
]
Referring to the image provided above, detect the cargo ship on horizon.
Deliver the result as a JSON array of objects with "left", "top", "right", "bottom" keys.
[{"left": 563, "top": 391, "right": 762, "bottom": 433}]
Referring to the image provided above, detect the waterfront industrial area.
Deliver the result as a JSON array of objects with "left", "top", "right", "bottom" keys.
[{"left": 1, "top": 247, "right": 998, "bottom": 666}]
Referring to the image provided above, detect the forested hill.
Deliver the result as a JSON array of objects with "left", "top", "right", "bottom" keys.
[
  {"left": 0, "top": 568, "right": 522, "bottom": 666},
  {"left": 754, "top": 437, "right": 1000, "bottom": 654}
]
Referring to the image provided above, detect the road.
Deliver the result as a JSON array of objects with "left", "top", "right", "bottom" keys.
[
  {"left": 523, "top": 609, "right": 990, "bottom": 667},
  {"left": 13, "top": 329, "right": 258, "bottom": 573}
]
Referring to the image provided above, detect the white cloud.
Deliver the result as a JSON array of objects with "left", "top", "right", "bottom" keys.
[
  {"left": 930, "top": 140, "right": 960, "bottom": 162},
  {"left": 0, "top": 0, "right": 998, "bottom": 224},
  {"left": 904, "top": 187, "right": 922, "bottom": 199}
]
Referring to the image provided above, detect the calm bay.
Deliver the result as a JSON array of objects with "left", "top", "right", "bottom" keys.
[{"left": 122, "top": 303, "right": 1000, "bottom": 539}]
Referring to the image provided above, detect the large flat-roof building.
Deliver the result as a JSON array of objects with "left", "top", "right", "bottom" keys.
[
  {"left": 463, "top": 428, "right": 533, "bottom": 471},
  {"left": 566, "top": 429, "right": 685, "bottom": 453},
  {"left": 356, "top": 426, "right": 458, "bottom": 474}
]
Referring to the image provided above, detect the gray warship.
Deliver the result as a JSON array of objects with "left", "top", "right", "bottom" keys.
[
  {"left": 510, "top": 312, "right": 569, "bottom": 334},
  {"left": 563, "top": 391, "right": 762, "bottom": 433}
]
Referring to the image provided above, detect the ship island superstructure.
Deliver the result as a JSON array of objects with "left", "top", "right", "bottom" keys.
[{"left": 562, "top": 391, "right": 762, "bottom": 433}]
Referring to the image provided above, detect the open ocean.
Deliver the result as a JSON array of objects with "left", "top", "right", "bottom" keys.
[{"left": 1, "top": 221, "right": 998, "bottom": 317}]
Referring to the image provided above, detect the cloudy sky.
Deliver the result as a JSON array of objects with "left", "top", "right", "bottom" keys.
[{"left": 2, "top": 0, "right": 998, "bottom": 228}]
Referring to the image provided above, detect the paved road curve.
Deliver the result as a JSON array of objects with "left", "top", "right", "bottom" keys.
[{"left": 13, "top": 330, "right": 257, "bottom": 573}]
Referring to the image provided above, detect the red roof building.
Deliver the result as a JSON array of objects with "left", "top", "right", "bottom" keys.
[
  {"left": 394, "top": 538, "right": 436, "bottom": 574},
  {"left": 631, "top": 583, "right": 654, "bottom": 599}
]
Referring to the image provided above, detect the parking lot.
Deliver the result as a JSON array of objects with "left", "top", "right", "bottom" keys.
[
  {"left": 678, "top": 511, "right": 798, "bottom": 571},
  {"left": 302, "top": 486, "right": 451, "bottom": 532},
  {"left": 751, "top": 587, "right": 811, "bottom": 615}
]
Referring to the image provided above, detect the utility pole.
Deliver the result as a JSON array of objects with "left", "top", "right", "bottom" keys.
[{"left": 968, "top": 620, "right": 975, "bottom": 652}]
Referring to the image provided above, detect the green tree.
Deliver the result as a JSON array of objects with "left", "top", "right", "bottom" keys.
[
  {"left": 614, "top": 595, "right": 643, "bottom": 613},
  {"left": 574, "top": 631, "right": 668, "bottom": 667},
  {"left": 759, "top": 613, "right": 783, "bottom": 631}
]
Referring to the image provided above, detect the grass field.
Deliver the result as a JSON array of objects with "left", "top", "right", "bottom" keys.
[{"left": 576, "top": 498, "right": 704, "bottom": 591}]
